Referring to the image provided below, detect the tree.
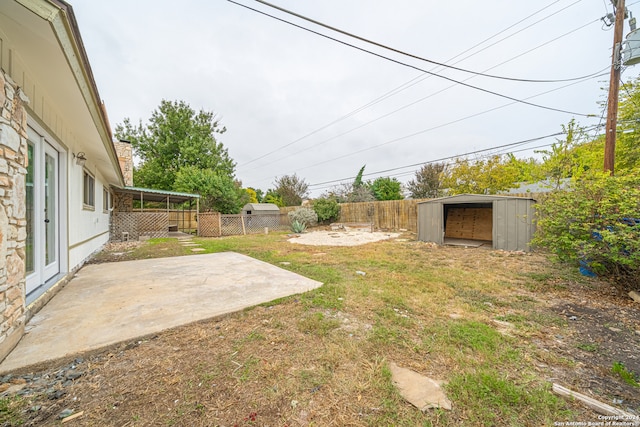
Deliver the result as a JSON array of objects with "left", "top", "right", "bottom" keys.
[
  {"left": 263, "top": 190, "right": 285, "bottom": 207},
  {"left": 533, "top": 170, "right": 640, "bottom": 290},
  {"left": 406, "top": 162, "right": 445, "bottom": 199},
  {"left": 370, "top": 177, "right": 403, "bottom": 201},
  {"left": 273, "top": 174, "right": 309, "bottom": 206},
  {"left": 611, "top": 76, "right": 640, "bottom": 172},
  {"left": 323, "top": 165, "right": 375, "bottom": 203},
  {"left": 245, "top": 188, "right": 258, "bottom": 204},
  {"left": 442, "top": 155, "right": 539, "bottom": 195},
  {"left": 173, "top": 166, "right": 247, "bottom": 213},
  {"left": 353, "top": 165, "right": 366, "bottom": 189},
  {"left": 536, "top": 119, "right": 586, "bottom": 187},
  {"left": 115, "top": 100, "right": 234, "bottom": 191},
  {"left": 248, "top": 187, "right": 264, "bottom": 203}
]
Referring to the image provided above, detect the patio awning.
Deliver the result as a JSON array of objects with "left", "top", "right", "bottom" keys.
[{"left": 115, "top": 186, "right": 200, "bottom": 204}]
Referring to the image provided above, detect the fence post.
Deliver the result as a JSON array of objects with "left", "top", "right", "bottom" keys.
[
  {"left": 241, "top": 215, "right": 246, "bottom": 235},
  {"left": 217, "top": 212, "right": 222, "bottom": 237}
]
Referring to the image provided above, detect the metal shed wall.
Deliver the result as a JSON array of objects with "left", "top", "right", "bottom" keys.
[
  {"left": 493, "top": 198, "right": 536, "bottom": 251},
  {"left": 417, "top": 195, "right": 536, "bottom": 251},
  {"left": 417, "top": 202, "right": 444, "bottom": 244}
]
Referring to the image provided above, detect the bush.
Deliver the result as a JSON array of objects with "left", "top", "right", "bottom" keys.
[
  {"left": 533, "top": 171, "right": 640, "bottom": 290},
  {"left": 313, "top": 198, "right": 341, "bottom": 223},
  {"left": 288, "top": 207, "right": 318, "bottom": 227}
]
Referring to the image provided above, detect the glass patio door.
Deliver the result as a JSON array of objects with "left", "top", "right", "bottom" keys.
[{"left": 26, "top": 129, "right": 59, "bottom": 295}]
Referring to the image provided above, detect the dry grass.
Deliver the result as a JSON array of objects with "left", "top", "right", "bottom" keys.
[{"left": 5, "top": 232, "right": 639, "bottom": 426}]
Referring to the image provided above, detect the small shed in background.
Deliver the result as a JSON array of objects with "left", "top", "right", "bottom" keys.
[
  {"left": 242, "top": 203, "right": 281, "bottom": 216},
  {"left": 417, "top": 194, "right": 536, "bottom": 252},
  {"left": 242, "top": 203, "right": 283, "bottom": 230}
]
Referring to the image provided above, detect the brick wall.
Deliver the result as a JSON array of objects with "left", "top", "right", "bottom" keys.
[{"left": 0, "top": 70, "right": 29, "bottom": 361}]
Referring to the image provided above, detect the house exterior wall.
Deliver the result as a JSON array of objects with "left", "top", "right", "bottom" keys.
[
  {"left": 0, "top": 69, "right": 28, "bottom": 361},
  {"left": 67, "top": 164, "right": 111, "bottom": 269},
  {"left": 0, "top": 1, "right": 128, "bottom": 362}
]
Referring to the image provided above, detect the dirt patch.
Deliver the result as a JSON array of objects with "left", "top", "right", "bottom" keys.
[
  {"left": 288, "top": 231, "right": 401, "bottom": 246},
  {"left": 546, "top": 288, "right": 640, "bottom": 411}
]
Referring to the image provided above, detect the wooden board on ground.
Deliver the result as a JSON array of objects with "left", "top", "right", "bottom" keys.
[
  {"left": 445, "top": 208, "right": 492, "bottom": 241},
  {"left": 444, "top": 238, "right": 491, "bottom": 248}
]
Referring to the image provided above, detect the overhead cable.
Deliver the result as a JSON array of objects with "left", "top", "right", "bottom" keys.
[
  {"left": 252, "top": 0, "right": 598, "bottom": 83},
  {"left": 238, "top": 0, "right": 591, "bottom": 167},
  {"left": 227, "top": 0, "right": 595, "bottom": 120}
]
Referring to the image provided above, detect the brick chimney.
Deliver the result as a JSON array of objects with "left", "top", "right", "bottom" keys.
[{"left": 113, "top": 139, "right": 133, "bottom": 186}]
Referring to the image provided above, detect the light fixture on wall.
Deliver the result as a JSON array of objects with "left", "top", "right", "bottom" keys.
[{"left": 73, "top": 152, "right": 87, "bottom": 166}]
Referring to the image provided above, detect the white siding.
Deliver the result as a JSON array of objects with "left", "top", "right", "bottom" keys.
[{"left": 67, "top": 155, "right": 111, "bottom": 269}]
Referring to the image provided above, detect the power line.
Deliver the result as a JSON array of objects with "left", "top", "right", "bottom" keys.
[
  {"left": 246, "top": 21, "right": 606, "bottom": 172},
  {"left": 252, "top": 0, "right": 598, "bottom": 84},
  {"left": 227, "top": 0, "right": 594, "bottom": 119},
  {"left": 307, "top": 132, "right": 565, "bottom": 188},
  {"left": 309, "top": 123, "right": 605, "bottom": 191},
  {"left": 238, "top": 0, "right": 589, "bottom": 168},
  {"left": 254, "top": 73, "right": 605, "bottom": 183}
]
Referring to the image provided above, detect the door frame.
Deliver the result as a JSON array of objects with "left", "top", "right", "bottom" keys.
[{"left": 25, "top": 120, "right": 68, "bottom": 302}]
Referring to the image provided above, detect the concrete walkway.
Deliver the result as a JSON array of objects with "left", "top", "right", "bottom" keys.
[{"left": 0, "top": 252, "right": 322, "bottom": 374}]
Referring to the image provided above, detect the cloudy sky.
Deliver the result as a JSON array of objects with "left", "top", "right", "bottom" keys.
[{"left": 70, "top": 0, "right": 640, "bottom": 196}]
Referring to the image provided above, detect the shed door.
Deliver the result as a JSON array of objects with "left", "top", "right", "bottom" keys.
[{"left": 418, "top": 203, "right": 443, "bottom": 244}]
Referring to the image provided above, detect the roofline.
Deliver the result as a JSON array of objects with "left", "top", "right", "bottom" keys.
[
  {"left": 118, "top": 186, "right": 201, "bottom": 199},
  {"left": 417, "top": 193, "right": 537, "bottom": 204},
  {"left": 18, "top": 0, "right": 124, "bottom": 185}
]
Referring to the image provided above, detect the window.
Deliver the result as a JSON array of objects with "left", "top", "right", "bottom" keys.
[
  {"left": 83, "top": 171, "right": 95, "bottom": 209},
  {"left": 103, "top": 186, "right": 111, "bottom": 213}
]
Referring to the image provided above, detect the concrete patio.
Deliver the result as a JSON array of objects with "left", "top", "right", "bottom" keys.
[{"left": 0, "top": 252, "right": 322, "bottom": 374}]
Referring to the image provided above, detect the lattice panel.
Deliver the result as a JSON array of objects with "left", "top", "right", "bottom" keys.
[
  {"left": 111, "top": 212, "right": 138, "bottom": 241},
  {"left": 111, "top": 212, "right": 169, "bottom": 241},
  {"left": 198, "top": 212, "right": 221, "bottom": 237},
  {"left": 138, "top": 213, "right": 169, "bottom": 239},
  {"left": 197, "top": 213, "right": 290, "bottom": 238},
  {"left": 221, "top": 215, "right": 245, "bottom": 236},
  {"left": 244, "top": 214, "right": 290, "bottom": 233}
]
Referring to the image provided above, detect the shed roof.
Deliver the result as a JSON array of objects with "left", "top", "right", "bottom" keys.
[
  {"left": 115, "top": 186, "right": 200, "bottom": 204},
  {"left": 243, "top": 203, "right": 281, "bottom": 212},
  {"left": 417, "top": 194, "right": 536, "bottom": 204}
]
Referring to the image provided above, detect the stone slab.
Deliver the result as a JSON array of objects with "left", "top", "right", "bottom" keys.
[
  {"left": 389, "top": 362, "right": 452, "bottom": 411},
  {"left": 0, "top": 252, "right": 322, "bottom": 373}
]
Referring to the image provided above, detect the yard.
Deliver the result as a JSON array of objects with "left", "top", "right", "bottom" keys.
[{"left": 2, "top": 232, "right": 639, "bottom": 426}]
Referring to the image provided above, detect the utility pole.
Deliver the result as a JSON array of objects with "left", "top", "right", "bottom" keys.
[{"left": 604, "top": 0, "right": 626, "bottom": 175}]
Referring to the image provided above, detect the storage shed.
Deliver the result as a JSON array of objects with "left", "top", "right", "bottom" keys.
[
  {"left": 242, "top": 203, "right": 281, "bottom": 215},
  {"left": 417, "top": 194, "right": 536, "bottom": 251}
]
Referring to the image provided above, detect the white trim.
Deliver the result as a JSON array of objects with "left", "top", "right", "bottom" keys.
[{"left": 25, "top": 119, "right": 69, "bottom": 297}]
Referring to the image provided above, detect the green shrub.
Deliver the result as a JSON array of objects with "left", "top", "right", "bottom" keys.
[
  {"left": 288, "top": 207, "right": 318, "bottom": 227},
  {"left": 533, "top": 171, "right": 640, "bottom": 290},
  {"left": 313, "top": 198, "right": 340, "bottom": 223}
]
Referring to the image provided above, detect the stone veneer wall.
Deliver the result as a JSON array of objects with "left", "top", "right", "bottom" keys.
[
  {"left": 0, "top": 70, "right": 29, "bottom": 361},
  {"left": 113, "top": 140, "right": 133, "bottom": 187}
]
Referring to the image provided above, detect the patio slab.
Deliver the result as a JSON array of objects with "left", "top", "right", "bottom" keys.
[{"left": 0, "top": 252, "right": 322, "bottom": 374}]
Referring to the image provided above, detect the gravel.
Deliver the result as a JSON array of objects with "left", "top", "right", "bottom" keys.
[{"left": 288, "top": 231, "right": 401, "bottom": 246}]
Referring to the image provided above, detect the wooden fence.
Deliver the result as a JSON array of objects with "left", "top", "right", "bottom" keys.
[{"left": 336, "top": 199, "right": 429, "bottom": 232}]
